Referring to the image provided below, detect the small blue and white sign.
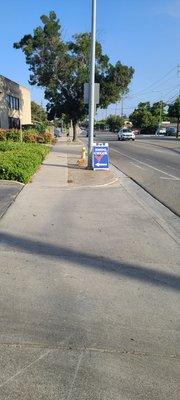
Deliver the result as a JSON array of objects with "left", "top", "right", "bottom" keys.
[{"left": 92, "top": 143, "right": 109, "bottom": 170}]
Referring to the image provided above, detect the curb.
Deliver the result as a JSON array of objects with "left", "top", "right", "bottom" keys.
[{"left": 0, "top": 180, "right": 24, "bottom": 187}]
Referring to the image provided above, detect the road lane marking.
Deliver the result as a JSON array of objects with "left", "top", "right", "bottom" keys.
[
  {"left": 160, "top": 177, "right": 179, "bottom": 181},
  {"left": 130, "top": 162, "right": 144, "bottom": 169},
  {"left": 111, "top": 147, "right": 180, "bottom": 180},
  {"left": 127, "top": 140, "right": 180, "bottom": 155}
]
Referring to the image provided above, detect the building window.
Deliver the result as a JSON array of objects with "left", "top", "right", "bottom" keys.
[
  {"left": 9, "top": 117, "right": 20, "bottom": 129},
  {"left": 7, "top": 95, "right": 20, "bottom": 110}
]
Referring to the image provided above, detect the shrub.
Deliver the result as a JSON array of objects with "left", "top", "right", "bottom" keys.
[
  {"left": 35, "top": 122, "right": 48, "bottom": 134},
  {"left": 0, "top": 141, "right": 50, "bottom": 183},
  {"left": 0, "top": 128, "right": 54, "bottom": 144},
  {"left": 23, "top": 130, "right": 38, "bottom": 143},
  {"left": 6, "top": 129, "right": 21, "bottom": 141},
  {"left": 37, "top": 132, "right": 53, "bottom": 144},
  {"left": 140, "top": 126, "right": 157, "bottom": 135},
  {"left": 0, "top": 130, "right": 6, "bottom": 141}
]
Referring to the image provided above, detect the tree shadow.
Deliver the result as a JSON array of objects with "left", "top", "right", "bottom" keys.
[{"left": 0, "top": 231, "right": 179, "bottom": 292}]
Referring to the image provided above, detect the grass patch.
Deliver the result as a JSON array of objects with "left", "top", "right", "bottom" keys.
[{"left": 0, "top": 141, "right": 50, "bottom": 183}]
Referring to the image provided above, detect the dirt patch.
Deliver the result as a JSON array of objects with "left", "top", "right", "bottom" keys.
[{"left": 67, "top": 156, "right": 119, "bottom": 187}]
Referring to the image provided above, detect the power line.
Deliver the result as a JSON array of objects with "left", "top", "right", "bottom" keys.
[
  {"left": 129, "top": 65, "right": 177, "bottom": 96},
  {"left": 151, "top": 85, "right": 179, "bottom": 103}
]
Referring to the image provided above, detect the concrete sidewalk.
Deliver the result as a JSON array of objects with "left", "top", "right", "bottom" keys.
[{"left": 0, "top": 138, "right": 179, "bottom": 399}]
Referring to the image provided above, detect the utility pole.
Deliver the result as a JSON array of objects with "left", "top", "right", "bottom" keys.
[
  {"left": 88, "top": 0, "right": 96, "bottom": 168},
  {"left": 176, "top": 66, "right": 180, "bottom": 138},
  {"left": 177, "top": 89, "right": 180, "bottom": 138},
  {"left": 159, "top": 100, "right": 163, "bottom": 125}
]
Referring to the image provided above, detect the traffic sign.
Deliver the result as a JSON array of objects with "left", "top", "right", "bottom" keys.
[
  {"left": 84, "top": 83, "right": 100, "bottom": 104},
  {"left": 92, "top": 143, "right": 109, "bottom": 170}
]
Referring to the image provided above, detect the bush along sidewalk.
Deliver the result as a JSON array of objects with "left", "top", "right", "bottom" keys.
[
  {"left": 0, "top": 128, "right": 56, "bottom": 144},
  {"left": 0, "top": 141, "right": 50, "bottom": 183}
]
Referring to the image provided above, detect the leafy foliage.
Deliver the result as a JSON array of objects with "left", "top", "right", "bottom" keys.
[
  {"left": 168, "top": 97, "right": 180, "bottom": 136},
  {"left": 0, "top": 129, "right": 23, "bottom": 142},
  {"left": 151, "top": 101, "right": 167, "bottom": 121},
  {"left": 31, "top": 101, "right": 47, "bottom": 123},
  {"left": 0, "top": 141, "right": 50, "bottom": 183},
  {"left": 106, "top": 115, "right": 124, "bottom": 132},
  {"left": 14, "top": 11, "right": 134, "bottom": 140},
  {"left": 94, "top": 120, "right": 108, "bottom": 130},
  {"left": 31, "top": 101, "right": 48, "bottom": 133},
  {"left": 129, "top": 102, "right": 158, "bottom": 132},
  {"left": 0, "top": 128, "right": 54, "bottom": 144},
  {"left": 168, "top": 97, "right": 180, "bottom": 120}
]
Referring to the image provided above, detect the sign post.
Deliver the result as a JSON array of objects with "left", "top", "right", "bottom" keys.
[{"left": 88, "top": 0, "right": 97, "bottom": 168}]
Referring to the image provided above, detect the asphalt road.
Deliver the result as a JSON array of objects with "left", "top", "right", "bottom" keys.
[{"left": 93, "top": 133, "right": 180, "bottom": 216}]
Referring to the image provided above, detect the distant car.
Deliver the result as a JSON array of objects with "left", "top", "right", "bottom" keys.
[
  {"left": 133, "top": 129, "right": 140, "bottom": 135},
  {"left": 54, "top": 127, "right": 61, "bottom": 138},
  {"left": 166, "top": 127, "right": 176, "bottom": 136},
  {"left": 155, "top": 128, "right": 166, "bottom": 136},
  {"left": 118, "top": 128, "right": 135, "bottom": 141}
]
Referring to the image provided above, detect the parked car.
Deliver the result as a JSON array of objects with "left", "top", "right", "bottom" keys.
[
  {"left": 166, "top": 127, "right": 176, "bottom": 136},
  {"left": 54, "top": 127, "right": 61, "bottom": 137},
  {"left": 117, "top": 128, "right": 135, "bottom": 141},
  {"left": 133, "top": 129, "right": 140, "bottom": 135},
  {"left": 155, "top": 127, "right": 166, "bottom": 136}
]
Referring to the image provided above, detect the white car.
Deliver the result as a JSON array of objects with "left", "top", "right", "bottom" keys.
[
  {"left": 155, "top": 128, "right": 166, "bottom": 136},
  {"left": 118, "top": 128, "right": 135, "bottom": 141}
]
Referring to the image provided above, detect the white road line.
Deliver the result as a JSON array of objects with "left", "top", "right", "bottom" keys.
[
  {"left": 133, "top": 141, "right": 180, "bottom": 154},
  {"left": 111, "top": 147, "right": 180, "bottom": 180},
  {"left": 160, "top": 177, "right": 179, "bottom": 181},
  {"left": 130, "top": 162, "right": 144, "bottom": 169}
]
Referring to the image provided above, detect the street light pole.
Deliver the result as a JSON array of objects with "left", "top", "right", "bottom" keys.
[{"left": 88, "top": 0, "right": 96, "bottom": 168}]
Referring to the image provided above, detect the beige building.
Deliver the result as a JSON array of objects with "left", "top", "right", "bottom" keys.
[{"left": 0, "top": 75, "right": 31, "bottom": 129}]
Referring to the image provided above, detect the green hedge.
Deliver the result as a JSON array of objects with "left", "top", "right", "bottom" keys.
[
  {"left": 0, "top": 141, "right": 50, "bottom": 183},
  {"left": 0, "top": 129, "right": 55, "bottom": 144}
]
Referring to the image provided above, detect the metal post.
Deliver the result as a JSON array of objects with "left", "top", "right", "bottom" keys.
[
  {"left": 88, "top": 0, "right": 97, "bottom": 168},
  {"left": 159, "top": 100, "right": 163, "bottom": 132}
]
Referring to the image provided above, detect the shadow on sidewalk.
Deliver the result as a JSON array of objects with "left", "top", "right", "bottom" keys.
[
  {"left": 43, "top": 163, "right": 85, "bottom": 170},
  {"left": 0, "top": 231, "right": 179, "bottom": 293}
]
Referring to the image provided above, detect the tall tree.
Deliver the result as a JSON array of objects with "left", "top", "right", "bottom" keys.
[
  {"left": 129, "top": 102, "right": 157, "bottom": 130},
  {"left": 151, "top": 101, "right": 167, "bottom": 123},
  {"left": 106, "top": 115, "right": 124, "bottom": 132},
  {"left": 168, "top": 97, "right": 180, "bottom": 137},
  {"left": 14, "top": 11, "right": 134, "bottom": 141},
  {"left": 31, "top": 101, "right": 47, "bottom": 124}
]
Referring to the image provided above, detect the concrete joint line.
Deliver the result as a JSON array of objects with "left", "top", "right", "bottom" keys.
[{"left": 0, "top": 343, "right": 178, "bottom": 360}]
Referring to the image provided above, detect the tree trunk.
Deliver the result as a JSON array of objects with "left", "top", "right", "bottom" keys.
[{"left": 72, "top": 121, "right": 78, "bottom": 142}]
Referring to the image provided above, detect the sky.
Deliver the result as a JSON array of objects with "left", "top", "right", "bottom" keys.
[{"left": 0, "top": 0, "right": 179, "bottom": 118}]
